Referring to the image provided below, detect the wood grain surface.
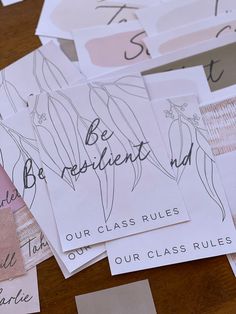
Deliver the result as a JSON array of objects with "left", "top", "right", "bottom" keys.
[{"left": 1, "top": 1, "right": 236, "bottom": 313}]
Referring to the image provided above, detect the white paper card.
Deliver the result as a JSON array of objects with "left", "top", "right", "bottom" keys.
[
  {"left": 28, "top": 74, "right": 189, "bottom": 251},
  {"left": 1, "top": 0, "right": 22, "bottom": 6},
  {"left": 106, "top": 94, "right": 236, "bottom": 275},
  {"left": 136, "top": 0, "right": 236, "bottom": 36},
  {"left": 36, "top": 0, "right": 140, "bottom": 40},
  {"left": 144, "top": 66, "right": 211, "bottom": 101},
  {"left": 144, "top": 13, "right": 236, "bottom": 58},
  {"left": 0, "top": 110, "right": 105, "bottom": 273},
  {"left": 0, "top": 267, "right": 40, "bottom": 314},
  {"left": 73, "top": 21, "right": 150, "bottom": 79},
  {"left": 0, "top": 42, "right": 105, "bottom": 273}
]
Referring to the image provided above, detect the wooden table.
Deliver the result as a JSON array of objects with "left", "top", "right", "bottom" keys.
[{"left": 1, "top": 1, "right": 236, "bottom": 313}]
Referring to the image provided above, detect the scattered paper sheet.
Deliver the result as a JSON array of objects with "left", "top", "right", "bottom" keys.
[
  {"left": 28, "top": 74, "right": 189, "bottom": 251},
  {"left": 136, "top": 0, "right": 236, "bottom": 36},
  {"left": 0, "top": 42, "right": 105, "bottom": 274},
  {"left": 144, "top": 66, "right": 211, "bottom": 101},
  {"left": 36, "top": 0, "right": 140, "bottom": 40},
  {"left": 0, "top": 165, "right": 52, "bottom": 270},
  {"left": 106, "top": 94, "right": 236, "bottom": 275},
  {"left": 73, "top": 21, "right": 150, "bottom": 79},
  {"left": 0, "top": 267, "right": 40, "bottom": 314},
  {"left": 200, "top": 93, "right": 236, "bottom": 276},
  {"left": 145, "top": 13, "right": 236, "bottom": 58},
  {"left": 147, "top": 38, "right": 236, "bottom": 92},
  {"left": 0, "top": 109, "right": 105, "bottom": 273},
  {"left": 75, "top": 280, "right": 157, "bottom": 314},
  {"left": 0, "top": 208, "right": 25, "bottom": 282},
  {"left": 1, "top": 0, "right": 22, "bottom": 6}
]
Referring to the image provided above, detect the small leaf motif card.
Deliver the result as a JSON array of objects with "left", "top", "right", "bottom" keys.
[
  {"left": 106, "top": 94, "right": 236, "bottom": 275},
  {"left": 28, "top": 74, "right": 189, "bottom": 251},
  {"left": 0, "top": 208, "right": 25, "bottom": 282}
]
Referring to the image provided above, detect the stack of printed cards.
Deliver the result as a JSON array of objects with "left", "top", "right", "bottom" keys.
[{"left": 2, "top": 0, "right": 236, "bottom": 312}]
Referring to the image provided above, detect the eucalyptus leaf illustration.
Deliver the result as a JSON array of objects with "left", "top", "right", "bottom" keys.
[
  {"left": 0, "top": 70, "right": 26, "bottom": 113},
  {"left": 168, "top": 118, "right": 192, "bottom": 182},
  {"left": 196, "top": 146, "right": 226, "bottom": 221},
  {"left": 0, "top": 121, "right": 38, "bottom": 210},
  {"left": 113, "top": 75, "right": 148, "bottom": 99},
  {"left": 89, "top": 86, "right": 143, "bottom": 190},
  {"left": 195, "top": 128, "right": 213, "bottom": 159},
  {"left": 76, "top": 116, "right": 116, "bottom": 223},
  {"left": 33, "top": 50, "right": 69, "bottom": 93},
  {"left": 106, "top": 93, "right": 174, "bottom": 179},
  {"left": 165, "top": 98, "right": 226, "bottom": 221}
]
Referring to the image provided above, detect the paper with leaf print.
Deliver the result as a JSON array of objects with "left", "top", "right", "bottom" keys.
[
  {"left": 0, "top": 41, "right": 105, "bottom": 273},
  {"left": 0, "top": 41, "right": 83, "bottom": 120},
  {"left": 28, "top": 74, "right": 189, "bottom": 251},
  {"left": 106, "top": 94, "right": 236, "bottom": 275},
  {"left": 0, "top": 109, "right": 105, "bottom": 273}
]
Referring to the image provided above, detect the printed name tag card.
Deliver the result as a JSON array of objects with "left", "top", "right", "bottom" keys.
[
  {"left": 144, "top": 13, "right": 236, "bottom": 58},
  {"left": 0, "top": 267, "right": 40, "bottom": 314},
  {"left": 106, "top": 94, "right": 236, "bottom": 275},
  {"left": 73, "top": 21, "right": 150, "bottom": 79},
  {"left": 0, "top": 208, "right": 25, "bottom": 282},
  {"left": 36, "top": 0, "right": 140, "bottom": 40},
  {"left": 28, "top": 73, "right": 189, "bottom": 251},
  {"left": 136, "top": 0, "right": 236, "bottom": 36}
]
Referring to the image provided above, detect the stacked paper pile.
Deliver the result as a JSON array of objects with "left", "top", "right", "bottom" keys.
[{"left": 1, "top": 0, "right": 236, "bottom": 312}]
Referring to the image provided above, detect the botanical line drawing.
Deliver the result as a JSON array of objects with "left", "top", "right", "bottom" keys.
[{"left": 164, "top": 99, "right": 226, "bottom": 221}]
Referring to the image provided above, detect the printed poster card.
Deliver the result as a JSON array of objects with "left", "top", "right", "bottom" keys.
[
  {"left": 136, "top": 0, "right": 236, "bottom": 36},
  {"left": 28, "top": 74, "right": 189, "bottom": 251},
  {"left": 0, "top": 165, "right": 52, "bottom": 270},
  {"left": 106, "top": 94, "right": 236, "bottom": 275},
  {"left": 0, "top": 208, "right": 25, "bottom": 282},
  {"left": 144, "top": 13, "right": 236, "bottom": 58},
  {"left": 75, "top": 280, "right": 157, "bottom": 314},
  {"left": 0, "top": 109, "right": 105, "bottom": 273},
  {"left": 36, "top": 0, "right": 140, "bottom": 40},
  {"left": 0, "top": 267, "right": 40, "bottom": 314},
  {"left": 0, "top": 42, "right": 105, "bottom": 273},
  {"left": 73, "top": 21, "right": 150, "bottom": 79}
]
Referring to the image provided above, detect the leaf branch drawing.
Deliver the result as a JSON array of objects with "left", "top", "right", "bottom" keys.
[
  {"left": 165, "top": 99, "right": 226, "bottom": 221},
  {"left": 31, "top": 90, "right": 116, "bottom": 223},
  {"left": 0, "top": 121, "right": 42, "bottom": 209}
]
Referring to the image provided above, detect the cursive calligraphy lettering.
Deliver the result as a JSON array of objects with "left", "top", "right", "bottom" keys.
[
  {"left": 0, "top": 288, "right": 32, "bottom": 306},
  {"left": 170, "top": 143, "right": 193, "bottom": 168},
  {"left": 20, "top": 232, "right": 49, "bottom": 258},
  {"left": 62, "top": 118, "right": 151, "bottom": 178},
  {"left": 23, "top": 158, "right": 46, "bottom": 189},
  {"left": 0, "top": 189, "right": 21, "bottom": 209},
  {"left": 0, "top": 252, "right": 17, "bottom": 270}
]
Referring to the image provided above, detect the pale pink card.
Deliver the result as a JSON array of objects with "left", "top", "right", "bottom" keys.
[{"left": 0, "top": 208, "right": 25, "bottom": 282}]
